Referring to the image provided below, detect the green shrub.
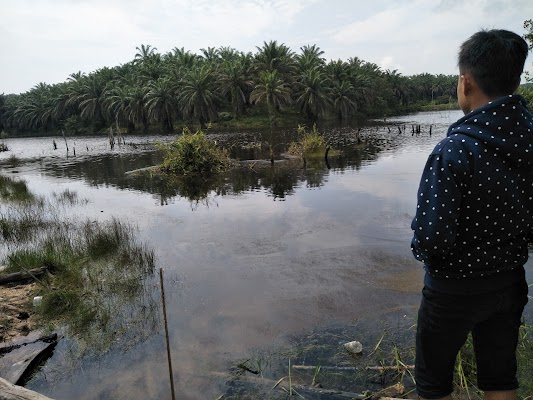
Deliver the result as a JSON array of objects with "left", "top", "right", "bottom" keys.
[
  {"left": 288, "top": 124, "right": 328, "bottom": 157},
  {"left": 301, "top": 126, "right": 326, "bottom": 154},
  {"left": 63, "top": 115, "right": 91, "bottom": 135},
  {"left": 160, "top": 128, "right": 229, "bottom": 175},
  {"left": 41, "top": 290, "right": 82, "bottom": 317},
  {"left": 217, "top": 111, "right": 233, "bottom": 121}
]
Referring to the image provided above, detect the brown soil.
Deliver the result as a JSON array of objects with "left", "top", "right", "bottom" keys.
[{"left": 0, "top": 282, "right": 39, "bottom": 343}]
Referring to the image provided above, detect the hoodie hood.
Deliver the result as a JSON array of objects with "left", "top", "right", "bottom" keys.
[{"left": 447, "top": 94, "right": 533, "bottom": 168}]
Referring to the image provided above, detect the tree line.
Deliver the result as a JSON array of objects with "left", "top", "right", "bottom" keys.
[{"left": 0, "top": 41, "right": 459, "bottom": 136}]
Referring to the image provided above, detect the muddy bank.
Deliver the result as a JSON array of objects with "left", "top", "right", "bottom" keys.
[{"left": 1, "top": 283, "right": 39, "bottom": 342}]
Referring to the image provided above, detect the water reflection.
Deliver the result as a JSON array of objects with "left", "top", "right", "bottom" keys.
[
  {"left": 40, "top": 139, "right": 391, "bottom": 206},
  {"left": 10, "top": 111, "right": 524, "bottom": 399},
  {"left": 1, "top": 116, "right": 459, "bottom": 209}
]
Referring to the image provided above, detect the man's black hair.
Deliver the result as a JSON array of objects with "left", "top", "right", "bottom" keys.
[{"left": 458, "top": 29, "right": 528, "bottom": 98}]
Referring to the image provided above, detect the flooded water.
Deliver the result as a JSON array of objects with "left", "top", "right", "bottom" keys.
[{"left": 1, "top": 110, "right": 531, "bottom": 399}]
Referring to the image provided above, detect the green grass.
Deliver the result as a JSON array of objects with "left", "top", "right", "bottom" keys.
[
  {"left": 0, "top": 175, "right": 159, "bottom": 359},
  {"left": 0, "top": 175, "right": 35, "bottom": 202},
  {"left": 287, "top": 124, "right": 340, "bottom": 161},
  {"left": 210, "top": 111, "right": 303, "bottom": 129},
  {"left": 52, "top": 189, "right": 86, "bottom": 205},
  {"left": 0, "top": 177, "right": 49, "bottom": 242},
  {"left": 0, "top": 209, "right": 47, "bottom": 242},
  {"left": 4, "top": 154, "right": 20, "bottom": 167},
  {"left": 418, "top": 101, "right": 460, "bottom": 111},
  {"left": 220, "top": 317, "right": 533, "bottom": 399},
  {"left": 452, "top": 324, "right": 533, "bottom": 399}
]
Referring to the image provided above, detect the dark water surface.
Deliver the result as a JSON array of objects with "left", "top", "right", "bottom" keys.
[{"left": 1, "top": 110, "right": 531, "bottom": 399}]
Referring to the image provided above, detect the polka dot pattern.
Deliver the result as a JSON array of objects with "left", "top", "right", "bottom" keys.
[{"left": 411, "top": 94, "right": 533, "bottom": 279}]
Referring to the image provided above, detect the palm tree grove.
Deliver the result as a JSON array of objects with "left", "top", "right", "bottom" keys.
[{"left": 0, "top": 41, "right": 464, "bottom": 136}]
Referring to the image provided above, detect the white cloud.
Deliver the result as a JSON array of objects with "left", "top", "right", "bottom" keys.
[
  {"left": 132, "top": 0, "right": 311, "bottom": 52},
  {"left": 328, "top": 0, "right": 532, "bottom": 75},
  {"left": 0, "top": 0, "right": 531, "bottom": 93},
  {"left": 379, "top": 56, "right": 403, "bottom": 72}
]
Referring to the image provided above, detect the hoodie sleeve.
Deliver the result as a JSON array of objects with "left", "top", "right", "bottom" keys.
[{"left": 411, "top": 148, "right": 465, "bottom": 265}]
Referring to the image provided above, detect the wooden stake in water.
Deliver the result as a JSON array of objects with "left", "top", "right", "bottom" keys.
[
  {"left": 159, "top": 268, "right": 176, "bottom": 400},
  {"left": 61, "top": 129, "right": 69, "bottom": 153}
]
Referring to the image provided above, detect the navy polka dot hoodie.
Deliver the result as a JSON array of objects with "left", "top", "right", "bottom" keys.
[{"left": 411, "top": 94, "right": 533, "bottom": 293}]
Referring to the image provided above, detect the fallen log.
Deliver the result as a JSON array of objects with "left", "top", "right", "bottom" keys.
[
  {"left": 0, "top": 333, "right": 57, "bottom": 355},
  {"left": 0, "top": 337, "right": 57, "bottom": 385},
  {"left": 0, "top": 267, "right": 48, "bottom": 286},
  {"left": 0, "top": 377, "right": 54, "bottom": 400}
]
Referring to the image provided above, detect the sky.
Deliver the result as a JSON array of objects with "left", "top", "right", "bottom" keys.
[{"left": 1, "top": 0, "right": 532, "bottom": 95}]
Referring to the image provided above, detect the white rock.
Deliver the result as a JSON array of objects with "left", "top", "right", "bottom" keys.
[{"left": 344, "top": 340, "right": 363, "bottom": 354}]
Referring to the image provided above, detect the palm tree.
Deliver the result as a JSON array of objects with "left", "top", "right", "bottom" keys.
[
  {"left": 14, "top": 96, "right": 39, "bottom": 130},
  {"left": 77, "top": 74, "right": 108, "bottom": 129},
  {"left": 411, "top": 73, "right": 434, "bottom": 101},
  {"left": 330, "top": 80, "right": 357, "bottom": 124},
  {"left": 106, "top": 85, "right": 132, "bottom": 132},
  {"left": 218, "top": 46, "right": 241, "bottom": 62},
  {"left": 50, "top": 83, "right": 75, "bottom": 126},
  {"left": 179, "top": 66, "right": 220, "bottom": 128},
  {"left": 12, "top": 83, "right": 57, "bottom": 131},
  {"left": 218, "top": 59, "right": 253, "bottom": 118},
  {"left": 138, "top": 57, "right": 164, "bottom": 83},
  {"left": 296, "top": 45, "right": 325, "bottom": 71},
  {"left": 325, "top": 60, "right": 350, "bottom": 83},
  {"left": 250, "top": 70, "right": 291, "bottom": 162},
  {"left": 200, "top": 47, "right": 220, "bottom": 63},
  {"left": 127, "top": 85, "right": 149, "bottom": 132},
  {"left": 1, "top": 95, "right": 19, "bottom": 130},
  {"left": 65, "top": 72, "right": 87, "bottom": 110},
  {"left": 134, "top": 44, "right": 158, "bottom": 64},
  {"left": 250, "top": 70, "right": 292, "bottom": 126},
  {"left": 385, "top": 69, "right": 409, "bottom": 106},
  {"left": 254, "top": 40, "right": 296, "bottom": 80},
  {"left": 347, "top": 71, "right": 372, "bottom": 111},
  {"left": 169, "top": 47, "right": 199, "bottom": 70},
  {"left": 347, "top": 57, "right": 364, "bottom": 68},
  {"left": 144, "top": 77, "right": 178, "bottom": 132},
  {"left": 295, "top": 67, "right": 331, "bottom": 123}
]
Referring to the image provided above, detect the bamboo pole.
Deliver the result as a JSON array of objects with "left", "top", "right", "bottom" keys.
[{"left": 159, "top": 268, "right": 176, "bottom": 400}]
